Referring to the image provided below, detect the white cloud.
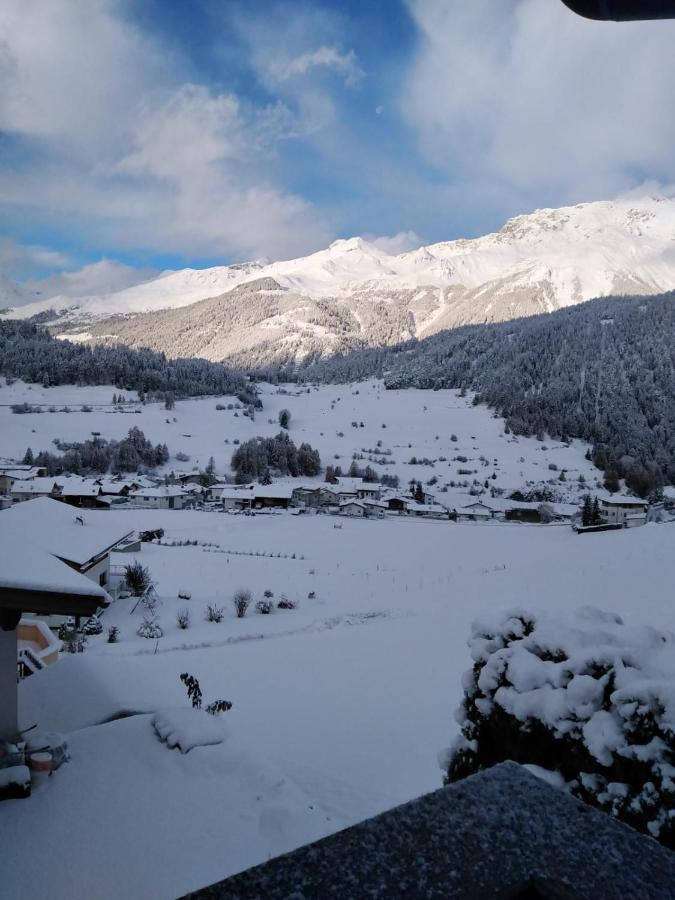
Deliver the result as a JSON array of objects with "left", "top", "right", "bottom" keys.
[
  {"left": 403, "top": 0, "right": 675, "bottom": 204},
  {"left": 271, "top": 46, "right": 363, "bottom": 87},
  {"left": 0, "top": 0, "right": 332, "bottom": 266},
  {"left": 367, "top": 230, "right": 422, "bottom": 254},
  {"left": 0, "top": 238, "right": 70, "bottom": 278},
  {"left": 24, "top": 259, "right": 157, "bottom": 301}
]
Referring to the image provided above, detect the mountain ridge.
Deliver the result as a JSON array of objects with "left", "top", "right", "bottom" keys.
[{"left": 4, "top": 196, "right": 675, "bottom": 366}]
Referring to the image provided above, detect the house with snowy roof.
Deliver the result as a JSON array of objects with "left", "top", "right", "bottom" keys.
[
  {"left": 334, "top": 477, "right": 381, "bottom": 499},
  {"left": 129, "top": 485, "right": 198, "bottom": 510},
  {"left": 383, "top": 494, "right": 414, "bottom": 513},
  {"left": 2, "top": 497, "right": 133, "bottom": 591},
  {"left": 338, "top": 499, "right": 370, "bottom": 517},
  {"left": 291, "top": 485, "right": 322, "bottom": 507},
  {"left": 455, "top": 500, "right": 495, "bottom": 522},
  {"left": 0, "top": 525, "right": 110, "bottom": 745},
  {"left": 0, "top": 463, "right": 47, "bottom": 479},
  {"left": 600, "top": 496, "right": 648, "bottom": 528},
  {"left": 10, "top": 477, "right": 61, "bottom": 503},
  {"left": 406, "top": 502, "right": 449, "bottom": 519},
  {"left": 55, "top": 477, "right": 105, "bottom": 509}
]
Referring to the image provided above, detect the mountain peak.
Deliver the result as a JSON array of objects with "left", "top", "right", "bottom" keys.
[{"left": 327, "top": 237, "right": 380, "bottom": 254}]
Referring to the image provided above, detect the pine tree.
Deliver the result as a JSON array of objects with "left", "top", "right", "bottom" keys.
[
  {"left": 592, "top": 497, "right": 602, "bottom": 526},
  {"left": 22, "top": 447, "right": 34, "bottom": 465},
  {"left": 278, "top": 409, "right": 291, "bottom": 429},
  {"left": 581, "top": 494, "right": 592, "bottom": 527},
  {"left": 414, "top": 481, "right": 425, "bottom": 503},
  {"left": 604, "top": 469, "right": 620, "bottom": 493}
]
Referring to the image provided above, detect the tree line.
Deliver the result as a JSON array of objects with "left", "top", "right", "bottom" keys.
[
  {"left": 231, "top": 432, "right": 321, "bottom": 482},
  {"left": 0, "top": 319, "right": 255, "bottom": 402},
  {"left": 24, "top": 426, "right": 169, "bottom": 475},
  {"left": 280, "top": 292, "right": 675, "bottom": 496}
]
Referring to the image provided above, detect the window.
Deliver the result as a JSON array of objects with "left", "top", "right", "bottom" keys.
[{"left": 99, "top": 571, "right": 107, "bottom": 587}]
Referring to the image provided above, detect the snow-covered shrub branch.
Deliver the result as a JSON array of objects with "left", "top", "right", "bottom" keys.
[{"left": 444, "top": 607, "right": 675, "bottom": 848}]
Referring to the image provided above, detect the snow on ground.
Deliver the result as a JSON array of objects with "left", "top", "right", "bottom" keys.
[
  {"left": 0, "top": 378, "right": 650, "bottom": 897},
  {"left": 0, "top": 377, "right": 601, "bottom": 503},
  {"left": 4, "top": 508, "right": 675, "bottom": 898}
]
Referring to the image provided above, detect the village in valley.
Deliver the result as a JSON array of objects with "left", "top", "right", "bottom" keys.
[{"left": 1, "top": 375, "right": 673, "bottom": 898}]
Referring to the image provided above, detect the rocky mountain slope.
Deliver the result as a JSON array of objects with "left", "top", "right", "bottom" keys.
[{"left": 5, "top": 197, "right": 675, "bottom": 366}]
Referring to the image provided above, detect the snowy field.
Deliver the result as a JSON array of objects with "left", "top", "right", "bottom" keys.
[
  {"left": 3, "top": 507, "right": 675, "bottom": 898},
  {"left": 0, "top": 378, "right": 649, "bottom": 898},
  {"left": 0, "top": 377, "right": 601, "bottom": 503}
]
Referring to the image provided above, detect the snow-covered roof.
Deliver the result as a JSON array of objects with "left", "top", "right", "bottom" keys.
[
  {"left": 0, "top": 465, "right": 45, "bottom": 478},
  {"left": 11, "top": 478, "right": 57, "bottom": 494},
  {"left": 335, "top": 477, "right": 365, "bottom": 490},
  {"left": 96, "top": 480, "right": 129, "bottom": 494},
  {"left": 458, "top": 501, "right": 493, "bottom": 511},
  {"left": 601, "top": 496, "right": 648, "bottom": 507},
  {"left": 0, "top": 527, "right": 111, "bottom": 605},
  {"left": 487, "top": 498, "right": 580, "bottom": 516},
  {"left": 252, "top": 486, "right": 293, "bottom": 500},
  {"left": 58, "top": 481, "right": 101, "bottom": 497},
  {"left": 1, "top": 497, "right": 133, "bottom": 567},
  {"left": 410, "top": 503, "right": 447, "bottom": 514},
  {"left": 220, "top": 489, "right": 252, "bottom": 501},
  {"left": 131, "top": 486, "right": 193, "bottom": 498}
]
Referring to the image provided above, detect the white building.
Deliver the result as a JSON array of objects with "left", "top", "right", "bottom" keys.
[
  {"left": 455, "top": 501, "right": 494, "bottom": 522},
  {"left": 129, "top": 486, "right": 197, "bottom": 510},
  {"left": 335, "top": 477, "right": 382, "bottom": 500},
  {"left": 600, "top": 497, "right": 649, "bottom": 528}
]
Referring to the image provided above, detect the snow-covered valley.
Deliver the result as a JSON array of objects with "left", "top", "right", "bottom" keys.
[
  {"left": 1, "top": 379, "right": 672, "bottom": 897},
  {"left": 4, "top": 510, "right": 674, "bottom": 898}
]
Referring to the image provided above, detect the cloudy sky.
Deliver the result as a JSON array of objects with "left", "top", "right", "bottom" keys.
[{"left": 2, "top": 0, "right": 675, "bottom": 293}]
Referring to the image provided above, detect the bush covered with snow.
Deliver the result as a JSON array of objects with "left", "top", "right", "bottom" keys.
[
  {"left": 82, "top": 616, "right": 103, "bottom": 636},
  {"left": 444, "top": 607, "right": 675, "bottom": 848},
  {"left": 233, "top": 589, "right": 251, "bottom": 618},
  {"left": 136, "top": 616, "right": 163, "bottom": 639}
]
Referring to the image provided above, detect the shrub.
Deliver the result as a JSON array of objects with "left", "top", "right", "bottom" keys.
[
  {"left": 176, "top": 608, "right": 191, "bottom": 630},
  {"left": 124, "top": 561, "right": 152, "bottom": 597},
  {"left": 277, "top": 596, "right": 297, "bottom": 610},
  {"left": 256, "top": 600, "right": 273, "bottom": 615},
  {"left": 233, "top": 589, "right": 251, "bottom": 618},
  {"left": 263, "top": 589, "right": 274, "bottom": 598},
  {"left": 180, "top": 673, "right": 232, "bottom": 715},
  {"left": 82, "top": 616, "right": 103, "bottom": 636},
  {"left": 205, "top": 604, "right": 225, "bottom": 623},
  {"left": 137, "top": 617, "right": 163, "bottom": 639},
  {"left": 107, "top": 626, "right": 120, "bottom": 643},
  {"left": 58, "top": 618, "right": 86, "bottom": 653},
  {"left": 444, "top": 607, "right": 675, "bottom": 849}
]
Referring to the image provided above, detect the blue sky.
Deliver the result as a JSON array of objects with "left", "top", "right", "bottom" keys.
[{"left": 2, "top": 0, "right": 675, "bottom": 293}]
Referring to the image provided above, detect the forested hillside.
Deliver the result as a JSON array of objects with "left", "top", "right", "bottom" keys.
[
  {"left": 0, "top": 320, "right": 253, "bottom": 401},
  {"left": 285, "top": 293, "right": 675, "bottom": 494}
]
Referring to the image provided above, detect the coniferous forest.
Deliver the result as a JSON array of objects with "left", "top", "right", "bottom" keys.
[
  {"left": 280, "top": 292, "right": 675, "bottom": 494},
  {"left": 0, "top": 320, "right": 253, "bottom": 402}
]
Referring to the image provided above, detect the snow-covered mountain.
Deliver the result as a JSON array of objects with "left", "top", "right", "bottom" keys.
[{"left": 5, "top": 197, "right": 675, "bottom": 364}]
